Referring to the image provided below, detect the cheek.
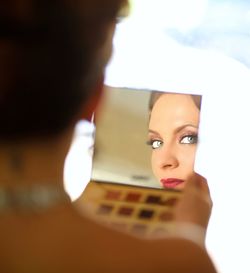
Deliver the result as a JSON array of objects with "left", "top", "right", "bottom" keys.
[
  {"left": 180, "top": 146, "right": 197, "bottom": 170},
  {"left": 151, "top": 152, "right": 160, "bottom": 177}
]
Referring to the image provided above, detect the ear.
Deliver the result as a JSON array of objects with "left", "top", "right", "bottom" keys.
[{"left": 80, "top": 75, "right": 104, "bottom": 121}]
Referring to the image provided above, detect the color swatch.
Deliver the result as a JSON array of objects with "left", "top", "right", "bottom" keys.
[{"left": 80, "top": 180, "right": 182, "bottom": 238}]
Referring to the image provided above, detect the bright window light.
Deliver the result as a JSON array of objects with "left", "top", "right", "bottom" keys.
[
  {"left": 64, "top": 120, "right": 95, "bottom": 201},
  {"left": 130, "top": 0, "right": 208, "bottom": 31}
]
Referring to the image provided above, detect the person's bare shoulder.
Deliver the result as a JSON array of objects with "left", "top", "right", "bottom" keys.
[
  {"left": 0, "top": 204, "right": 217, "bottom": 273},
  {"left": 67, "top": 208, "right": 217, "bottom": 273}
]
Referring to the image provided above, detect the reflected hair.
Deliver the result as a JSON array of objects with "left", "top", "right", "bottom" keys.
[{"left": 148, "top": 91, "right": 202, "bottom": 114}]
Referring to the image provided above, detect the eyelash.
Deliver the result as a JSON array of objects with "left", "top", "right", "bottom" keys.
[
  {"left": 146, "top": 139, "right": 163, "bottom": 149},
  {"left": 146, "top": 139, "right": 162, "bottom": 149},
  {"left": 179, "top": 133, "right": 198, "bottom": 144},
  {"left": 146, "top": 133, "right": 198, "bottom": 149}
]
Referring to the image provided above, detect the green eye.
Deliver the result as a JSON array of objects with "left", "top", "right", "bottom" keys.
[{"left": 180, "top": 135, "right": 198, "bottom": 144}]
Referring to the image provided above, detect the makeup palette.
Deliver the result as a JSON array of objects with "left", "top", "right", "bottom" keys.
[{"left": 80, "top": 180, "right": 182, "bottom": 238}]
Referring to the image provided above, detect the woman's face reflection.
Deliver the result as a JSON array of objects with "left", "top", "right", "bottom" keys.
[{"left": 148, "top": 93, "right": 200, "bottom": 190}]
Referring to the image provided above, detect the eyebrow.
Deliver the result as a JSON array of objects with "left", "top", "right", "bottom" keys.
[{"left": 148, "top": 124, "right": 198, "bottom": 135}]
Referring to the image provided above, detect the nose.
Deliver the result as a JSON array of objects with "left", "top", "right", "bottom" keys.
[{"left": 155, "top": 144, "right": 179, "bottom": 170}]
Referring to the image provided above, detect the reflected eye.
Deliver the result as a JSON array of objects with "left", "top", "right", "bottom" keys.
[
  {"left": 147, "top": 139, "right": 163, "bottom": 149},
  {"left": 180, "top": 135, "right": 198, "bottom": 144}
]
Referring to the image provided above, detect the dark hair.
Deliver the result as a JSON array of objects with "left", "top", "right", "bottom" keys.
[
  {"left": 0, "top": 0, "right": 128, "bottom": 140},
  {"left": 148, "top": 91, "right": 202, "bottom": 113}
]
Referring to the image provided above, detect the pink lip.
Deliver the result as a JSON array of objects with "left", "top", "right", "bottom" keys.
[{"left": 160, "top": 178, "right": 184, "bottom": 189}]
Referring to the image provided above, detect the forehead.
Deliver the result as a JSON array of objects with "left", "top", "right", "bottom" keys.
[{"left": 149, "top": 93, "right": 200, "bottom": 127}]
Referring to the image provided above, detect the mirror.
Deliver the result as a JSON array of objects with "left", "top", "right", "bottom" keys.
[
  {"left": 91, "top": 85, "right": 202, "bottom": 190},
  {"left": 79, "top": 85, "right": 202, "bottom": 237}
]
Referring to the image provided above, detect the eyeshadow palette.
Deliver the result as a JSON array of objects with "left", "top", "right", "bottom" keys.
[{"left": 80, "top": 180, "right": 182, "bottom": 238}]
